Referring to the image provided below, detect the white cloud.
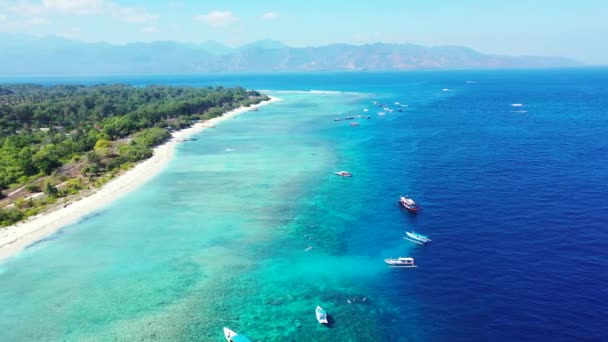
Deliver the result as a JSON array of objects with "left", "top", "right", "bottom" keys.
[
  {"left": 10, "top": 2, "right": 46, "bottom": 16},
  {"left": 10, "top": 1, "right": 158, "bottom": 24},
  {"left": 194, "top": 10, "right": 239, "bottom": 27},
  {"left": 262, "top": 11, "right": 278, "bottom": 20},
  {"left": 41, "top": 0, "right": 105, "bottom": 15}
]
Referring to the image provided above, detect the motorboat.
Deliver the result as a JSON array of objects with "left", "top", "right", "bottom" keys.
[
  {"left": 384, "top": 257, "right": 417, "bottom": 268},
  {"left": 316, "top": 306, "right": 328, "bottom": 324},
  {"left": 399, "top": 196, "right": 420, "bottom": 213},
  {"left": 334, "top": 171, "right": 352, "bottom": 177},
  {"left": 344, "top": 116, "right": 355, "bottom": 120},
  {"left": 223, "top": 327, "right": 252, "bottom": 342},
  {"left": 404, "top": 231, "right": 431, "bottom": 244},
  {"left": 350, "top": 122, "right": 359, "bottom": 126},
  {"left": 334, "top": 118, "right": 344, "bottom": 121}
]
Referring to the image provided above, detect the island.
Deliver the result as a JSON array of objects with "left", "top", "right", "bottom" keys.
[{"left": 0, "top": 84, "right": 271, "bottom": 229}]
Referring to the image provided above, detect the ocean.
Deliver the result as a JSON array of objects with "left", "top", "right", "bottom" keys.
[{"left": 1, "top": 69, "right": 607, "bottom": 341}]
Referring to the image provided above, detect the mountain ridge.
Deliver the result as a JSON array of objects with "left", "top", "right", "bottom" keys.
[{"left": 0, "top": 34, "right": 582, "bottom": 76}]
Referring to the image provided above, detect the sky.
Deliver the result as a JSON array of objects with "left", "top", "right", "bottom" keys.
[{"left": 0, "top": 0, "right": 606, "bottom": 64}]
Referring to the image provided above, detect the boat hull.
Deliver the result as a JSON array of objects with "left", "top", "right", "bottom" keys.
[
  {"left": 334, "top": 172, "right": 352, "bottom": 177},
  {"left": 399, "top": 196, "right": 420, "bottom": 213},
  {"left": 316, "top": 306, "right": 328, "bottom": 324},
  {"left": 404, "top": 232, "right": 431, "bottom": 244},
  {"left": 401, "top": 203, "right": 419, "bottom": 213},
  {"left": 223, "top": 327, "right": 236, "bottom": 341},
  {"left": 387, "top": 264, "right": 417, "bottom": 268},
  {"left": 384, "top": 258, "right": 417, "bottom": 268}
]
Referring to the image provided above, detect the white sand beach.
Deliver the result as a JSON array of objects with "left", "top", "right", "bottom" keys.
[{"left": 0, "top": 96, "right": 280, "bottom": 261}]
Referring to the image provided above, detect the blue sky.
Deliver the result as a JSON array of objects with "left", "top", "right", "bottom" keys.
[{"left": 0, "top": 0, "right": 606, "bottom": 63}]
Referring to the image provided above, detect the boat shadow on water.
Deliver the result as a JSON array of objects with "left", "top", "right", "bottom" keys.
[{"left": 322, "top": 314, "right": 336, "bottom": 329}]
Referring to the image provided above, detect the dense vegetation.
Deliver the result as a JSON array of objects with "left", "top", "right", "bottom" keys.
[{"left": 0, "top": 84, "right": 268, "bottom": 226}]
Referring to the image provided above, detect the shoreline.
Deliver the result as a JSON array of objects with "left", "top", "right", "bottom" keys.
[{"left": 0, "top": 96, "right": 281, "bottom": 262}]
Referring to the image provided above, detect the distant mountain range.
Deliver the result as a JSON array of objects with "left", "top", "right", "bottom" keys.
[{"left": 0, "top": 35, "right": 581, "bottom": 76}]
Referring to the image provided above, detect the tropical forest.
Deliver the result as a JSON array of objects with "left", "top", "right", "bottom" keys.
[{"left": 0, "top": 84, "right": 268, "bottom": 226}]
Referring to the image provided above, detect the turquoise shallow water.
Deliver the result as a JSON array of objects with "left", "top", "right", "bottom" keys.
[
  {"left": 1, "top": 91, "right": 405, "bottom": 341},
  {"left": 2, "top": 70, "right": 608, "bottom": 341}
]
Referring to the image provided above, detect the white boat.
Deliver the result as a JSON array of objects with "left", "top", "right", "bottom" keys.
[
  {"left": 404, "top": 231, "right": 431, "bottom": 244},
  {"left": 384, "top": 257, "right": 417, "bottom": 268},
  {"left": 363, "top": 108, "right": 369, "bottom": 112},
  {"left": 223, "top": 327, "right": 252, "bottom": 342},
  {"left": 511, "top": 103, "right": 524, "bottom": 107},
  {"left": 316, "top": 306, "right": 328, "bottom": 324},
  {"left": 399, "top": 196, "right": 420, "bottom": 213},
  {"left": 334, "top": 171, "right": 352, "bottom": 177}
]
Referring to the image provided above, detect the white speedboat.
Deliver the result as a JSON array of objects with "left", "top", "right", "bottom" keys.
[
  {"left": 223, "top": 327, "right": 252, "bottom": 342},
  {"left": 334, "top": 171, "right": 352, "bottom": 177},
  {"left": 404, "top": 231, "right": 431, "bottom": 244},
  {"left": 384, "top": 257, "right": 417, "bottom": 268},
  {"left": 316, "top": 306, "right": 328, "bottom": 324}
]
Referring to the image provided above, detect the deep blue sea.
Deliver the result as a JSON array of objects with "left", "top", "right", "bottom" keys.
[{"left": 1, "top": 69, "right": 607, "bottom": 341}]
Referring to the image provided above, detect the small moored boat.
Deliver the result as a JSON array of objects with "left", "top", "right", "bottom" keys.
[
  {"left": 334, "top": 171, "right": 352, "bottom": 177},
  {"left": 399, "top": 196, "right": 420, "bottom": 213},
  {"left": 404, "top": 231, "right": 431, "bottom": 244},
  {"left": 350, "top": 122, "right": 359, "bottom": 126},
  {"left": 384, "top": 257, "right": 417, "bottom": 268},
  {"left": 316, "top": 306, "right": 328, "bottom": 324},
  {"left": 223, "top": 327, "right": 252, "bottom": 342}
]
